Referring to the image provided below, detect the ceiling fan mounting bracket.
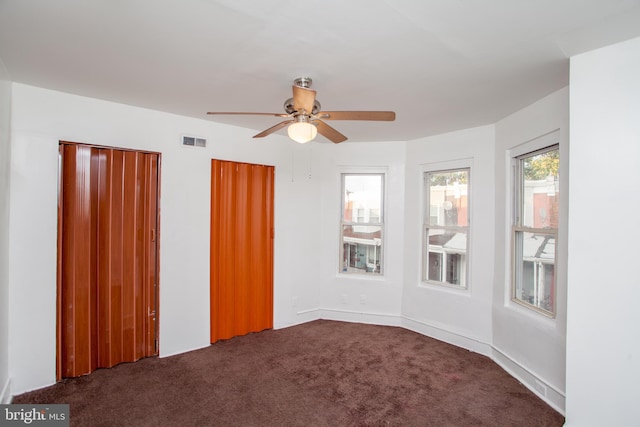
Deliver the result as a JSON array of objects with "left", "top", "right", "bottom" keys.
[{"left": 293, "top": 77, "right": 312, "bottom": 88}]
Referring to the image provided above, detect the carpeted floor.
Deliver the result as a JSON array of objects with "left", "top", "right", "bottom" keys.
[{"left": 13, "top": 320, "right": 564, "bottom": 426}]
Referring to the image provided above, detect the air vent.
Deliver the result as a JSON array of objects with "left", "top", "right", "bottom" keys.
[{"left": 182, "top": 135, "right": 207, "bottom": 148}]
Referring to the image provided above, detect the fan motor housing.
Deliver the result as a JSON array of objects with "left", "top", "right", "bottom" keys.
[{"left": 284, "top": 97, "right": 321, "bottom": 115}]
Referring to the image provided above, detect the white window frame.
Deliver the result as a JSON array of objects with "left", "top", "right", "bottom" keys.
[
  {"left": 510, "top": 135, "right": 560, "bottom": 318},
  {"left": 421, "top": 160, "right": 471, "bottom": 290},
  {"left": 339, "top": 171, "right": 386, "bottom": 276}
]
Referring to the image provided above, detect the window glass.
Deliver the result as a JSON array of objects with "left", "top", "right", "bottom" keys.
[
  {"left": 521, "top": 150, "right": 559, "bottom": 229},
  {"left": 340, "top": 173, "right": 384, "bottom": 275},
  {"left": 428, "top": 170, "right": 469, "bottom": 227},
  {"left": 423, "top": 168, "right": 469, "bottom": 288},
  {"left": 513, "top": 145, "right": 559, "bottom": 316}
]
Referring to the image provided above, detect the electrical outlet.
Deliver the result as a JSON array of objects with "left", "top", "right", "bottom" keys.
[
  {"left": 292, "top": 296, "right": 298, "bottom": 308},
  {"left": 341, "top": 294, "right": 348, "bottom": 304},
  {"left": 534, "top": 380, "right": 547, "bottom": 397},
  {"left": 360, "top": 294, "right": 367, "bottom": 305}
]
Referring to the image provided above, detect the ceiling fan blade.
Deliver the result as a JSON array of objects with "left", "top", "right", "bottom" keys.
[
  {"left": 207, "top": 112, "right": 289, "bottom": 117},
  {"left": 292, "top": 85, "right": 317, "bottom": 114},
  {"left": 317, "top": 111, "right": 396, "bottom": 121},
  {"left": 314, "top": 120, "right": 347, "bottom": 144},
  {"left": 253, "top": 120, "right": 293, "bottom": 138}
]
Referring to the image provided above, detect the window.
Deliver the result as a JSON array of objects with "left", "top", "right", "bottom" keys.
[
  {"left": 512, "top": 145, "right": 559, "bottom": 316},
  {"left": 340, "top": 173, "right": 384, "bottom": 275},
  {"left": 423, "top": 168, "right": 469, "bottom": 288}
]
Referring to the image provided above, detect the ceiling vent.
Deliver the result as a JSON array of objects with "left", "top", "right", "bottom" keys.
[{"left": 182, "top": 135, "right": 207, "bottom": 148}]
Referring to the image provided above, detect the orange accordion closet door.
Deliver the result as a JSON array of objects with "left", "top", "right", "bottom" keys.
[
  {"left": 210, "top": 159, "right": 274, "bottom": 343},
  {"left": 57, "top": 143, "right": 159, "bottom": 379}
]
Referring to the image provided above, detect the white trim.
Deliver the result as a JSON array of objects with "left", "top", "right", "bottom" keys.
[
  {"left": 401, "top": 316, "right": 492, "bottom": 357},
  {"left": 402, "top": 316, "right": 565, "bottom": 413},
  {"left": 159, "top": 344, "right": 210, "bottom": 359},
  {"left": 491, "top": 345, "right": 565, "bottom": 415},
  {"left": 420, "top": 157, "right": 474, "bottom": 172},
  {"left": 316, "top": 309, "right": 402, "bottom": 327},
  {"left": 417, "top": 280, "right": 472, "bottom": 296},
  {"left": 420, "top": 158, "right": 474, "bottom": 292},
  {"left": 506, "top": 129, "right": 562, "bottom": 318},
  {"left": 335, "top": 272, "right": 388, "bottom": 283},
  {"left": 509, "top": 129, "right": 560, "bottom": 158},
  {"left": 1, "top": 377, "right": 11, "bottom": 404},
  {"left": 338, "top": 168, "right": 388, "bottom": 276},
  {"left": 336, "top": 165, "right": 390, "bottom": 174},
  {"left": 275, "top": 308, "right": 322, "bottom": 329}
]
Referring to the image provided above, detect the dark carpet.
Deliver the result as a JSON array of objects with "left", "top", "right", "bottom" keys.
[{"left": 13, "top": 320, "right": 564, "bottom": 426}]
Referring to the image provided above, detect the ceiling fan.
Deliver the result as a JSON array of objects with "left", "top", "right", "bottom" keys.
[{"left": 207, "top": 77, "right": 396, "bottom": 144}]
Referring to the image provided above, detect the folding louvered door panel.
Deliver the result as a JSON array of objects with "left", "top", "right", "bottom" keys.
[
  {"left": 57, "top": 143, "right": 159, "bottom": 379},
  {"left": 210, "top": 160, "right": 274, "bottom": 343}
]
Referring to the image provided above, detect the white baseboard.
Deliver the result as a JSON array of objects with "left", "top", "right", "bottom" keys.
[
  {"left": 273, "top": 309, "right": 321, "bottom": 330},
  {"left": 491, "top": 346, "right": 565, "bottom": 415},
  {"left": 401, "top": 316, "right": 493, "bottom": 357},
  {"left": 282, "top": 312, "right": 565, "bottom": 414},
  {"left": 402, "top": 316, "right": 565, "bottom": 414},
  {"left": 316, "top": 308, "right": 403, "bottom": 327},
  {"left": 0, "top": 377, "right": 11, "bottom": 404}
]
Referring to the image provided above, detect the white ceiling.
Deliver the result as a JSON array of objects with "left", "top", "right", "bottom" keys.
[{"left": 1, "top": 0, "right": 640, "bottom": 142}]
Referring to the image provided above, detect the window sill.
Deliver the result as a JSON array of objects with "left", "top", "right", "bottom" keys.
[
  {"left": 336, "top": 272, "right": 387, "bottom": 282},
  {"left": 418, "top": 280, "right": 471, "bottom": 296}
]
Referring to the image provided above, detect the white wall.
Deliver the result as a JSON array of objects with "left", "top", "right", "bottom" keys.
[
  {"left": 7, "top": 82, "right": 574, "bottom": 415},
  {"left": 493, "top": 87, "right": 569, "bottom": 412},
  {"left": 0, "top": 57, "right": 12, "bottom": 404},
  {"left": 402, "top": 125, "right": 495, "bottom": 353},
  {"left": 272, "top": 142, "right": 326, "bottom": 327},
  {"left": 5, "top": 82, "right": 575, "bottom": 414},
  {"left": 8, "top": 36, "right": 640, "bottom": 422},
  {"left": 565, "top": 36, "right": 640, "bottom": 426},
  {"left": 308, "top": 142, "right": 406, "bottom": 325},
  {"left": 7, "top": 83, "right": 319, "bottom": 394}
]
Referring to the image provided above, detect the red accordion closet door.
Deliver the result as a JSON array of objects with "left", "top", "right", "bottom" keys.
[
  {"left": 210, "top": 159, "right": 274, "bottom": 343},
  {"left": 57, "top": 142, "right": 159, "bottom": 379}
]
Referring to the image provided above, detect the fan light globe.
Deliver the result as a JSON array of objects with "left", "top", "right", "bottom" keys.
[{"left": 288, "top": 122, "right": 317, "bottom": 144}]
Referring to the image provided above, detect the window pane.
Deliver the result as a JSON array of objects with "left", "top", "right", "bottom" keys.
[
  {"left": 369, "top": 208, "right": 380, "bottom": 224},
  {"left": 425, "top": 228, "right": 467, "bottom": 287},
  {"left": 521, "top": 149, "right": 559, "bottom": 228},
  {"left": 343, "top": 175, "right": 383, "bottom": 223},
  {"left": 514, "top": 231, "right": 555, "bottom": 313},
  {"left": 446, "top": 253, "right": 463, "bottom": 285},
  {"left": 428, "top": 252, "right": 443, "bottom": 282},
  {"left": 428, "top": 170, "right": 468, "bottom": 226},
  {"left": 341, "top": 225, "right": 382, "bottom": 274}
]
